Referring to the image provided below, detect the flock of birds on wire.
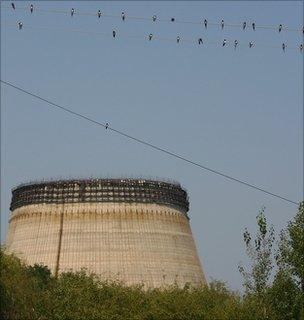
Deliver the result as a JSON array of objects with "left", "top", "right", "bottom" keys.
[{"left": 9, "top": 2, "right": 304, "bottom": 52}]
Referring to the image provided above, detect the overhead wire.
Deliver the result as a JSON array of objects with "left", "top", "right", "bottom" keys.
[
  {"left": 1, "top": 4, "right": 303, "bottom": 34},
  {"left": 1, "top": 80, "right": 300, "bottom": 206},
  {"left": 2, "top": 23, "right": 303, "bottom": 51}
]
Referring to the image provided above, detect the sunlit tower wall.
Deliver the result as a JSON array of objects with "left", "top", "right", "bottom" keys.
[{"left": 6, "top": 178, "right": 206, "bottom": 288}]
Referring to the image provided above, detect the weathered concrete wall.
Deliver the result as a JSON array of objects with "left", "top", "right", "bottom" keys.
[{"left": 6, "top": 203, "right": 206, "bottom": 288}]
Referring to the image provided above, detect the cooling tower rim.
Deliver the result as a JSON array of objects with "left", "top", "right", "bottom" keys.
[
  {"left": 10, "top": 177, "right": 190, "bottom": 213},
  {"left": 12, "top": 176, "right": 185, "bottom": 191}
]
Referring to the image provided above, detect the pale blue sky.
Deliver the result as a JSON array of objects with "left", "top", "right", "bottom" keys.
[{"left": 1, "top": 1, "right": 303, "bottom": 290}]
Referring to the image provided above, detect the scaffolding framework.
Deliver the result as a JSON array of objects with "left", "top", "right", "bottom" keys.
[{"left": 10, "top": 178, "right": 189, "bottom": 214}]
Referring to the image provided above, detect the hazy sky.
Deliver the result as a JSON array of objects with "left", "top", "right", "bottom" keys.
[{"left": 1, "top": 1, "right": 303, "bottom": 291}]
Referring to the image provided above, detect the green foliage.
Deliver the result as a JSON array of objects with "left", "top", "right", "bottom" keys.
[
  {"left": 26, "top": 264, "right": 52, "bottom": 285},
  {"left": 267, "top": 269, "right": 302, "bottom": 320},
  {"left": 277, "top": 202, "right": 304, "bottom": 290},
  {"left": 0, "top": 249, "right": 52, "bottom": 320},
  {"left": 276, "top": 201, "right": 304, "bottom": 319},
  {"left": 239, "top": 202, "right": 304, "bottom": 320},
  {"left": 0, "top": 249, "right": 252, "bottom": 320},
  {"left": 238, "top": 207, "right": 275, "bottom": 295}
]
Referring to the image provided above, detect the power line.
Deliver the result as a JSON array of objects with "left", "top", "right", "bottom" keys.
[
  {"left": 1, "top": 80, "right": 299, "bottom": 206},
  {"left": 2, "top": 23, "right": 303, "bottom": 52},
  {"left": 2, "top": 4, "right": 303, "bottom": 34}
]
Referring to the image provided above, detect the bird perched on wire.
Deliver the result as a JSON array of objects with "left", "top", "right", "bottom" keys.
[
  {"left": 221, "top": 19, "right": 224, "bottom": 29},
  {"left": 71, "top": 8, "right": 75, "bottom": 17},
  {"left": 97, "top": 10, "right": 101, "bottom": 18},
  {"left": 204, "top": 19, "right": 207, "bottom": 28},
  {"left": 234, "top": 40, "right": 238, "bottom": 49},
  {"left": 105, "top": 123, "right": 109, "bottom": 129},
  {"left": 282, "top": 43, "right": 286, "bottom": 51},
  {"left": 243, "top": 22, "right": 246, "bottom": 30},
  {"left": 112, "top": 30, "right": 116, "bottom": 38},
  {"left": 300, "top": 44, "right": 303, "bottom": 52},
  {"left": 249, "top": 41, "right": 254, "bottom": 48},
  {"left": 252, "top": 22, "right": 256, "bottom": 30},
  {"left": 18, "top": 21, "right": 23, "bottom": 30},
  {"left": 11, "top": 2, "right": 15, "bottom": 10},
  {"left": 222, "top": 39, "right": 226, "bottom": 46},
  {"left": 30, "top": 4, "right": 33, "bottom": 13},
  {"left": 198, "top": 38, "right": 203, "bottom": 45},
  {"left": 121, "top": 12, "right": 125, "bottom": 21},
  {"left": 279, "top": 24, "right": 282, "bottom": 32},
  {"left": 176, "top": 36, "right": 180, "bottom": 43},
  {"left": 152, "top": 15, "right": 157, "bottom": 22},
  {"left": 148, "top": 33, "right": 153, "bottom": 41}
]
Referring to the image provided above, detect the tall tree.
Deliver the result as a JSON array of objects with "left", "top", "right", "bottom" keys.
[
  {"left": 277, "top": 202, "right": 304, "bottom": 292},
  {"left": 275, "top": 201, "right": 304, "bottom": 319},
  {"left": 239, "top": 207, "right": 275, "bottom": 295}
]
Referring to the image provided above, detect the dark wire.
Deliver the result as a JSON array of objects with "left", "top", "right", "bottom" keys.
[
  {"left": 2, "top": 23, "right": 302, "bottom": 51},
  {"left": 1, "top": 5, "right": 302, "bottom": 33},
  {"left": 1, "top": 79, "right": 299, "bottom": 206}
]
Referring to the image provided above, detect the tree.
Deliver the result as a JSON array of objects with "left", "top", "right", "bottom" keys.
[
  {"left": 268, "top": 269, "right": 301, "bottom": 320},
  {"left": 275, "top": 201, "right": 304, "bottom": 319},
  {"left": 277, "top": 202, "right": 304, "bottom": 291},
  {"left": 0, "top": 249, "right": 46, "bottom": 320},
  {"left": 239, "top": 207, "right": 275, "bottom": 295},
  {"left": 239, "top": 203, "right": 304, "bottom": 320},
  {"left": 26, "top": 264, "right": 52, "bottom": 289}
]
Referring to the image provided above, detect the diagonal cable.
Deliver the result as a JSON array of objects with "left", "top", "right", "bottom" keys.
[{"left": 1, "top": 79, "right": 300, "bottom": 206}]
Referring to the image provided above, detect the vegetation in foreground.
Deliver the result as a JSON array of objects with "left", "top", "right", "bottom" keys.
[{"left": 1, "top": 202, "right": 303, "bottom": 320}]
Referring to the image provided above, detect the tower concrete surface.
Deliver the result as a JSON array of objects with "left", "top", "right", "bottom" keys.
[{"left": 6, "top": 178, "right": 206, "bottom": 288}]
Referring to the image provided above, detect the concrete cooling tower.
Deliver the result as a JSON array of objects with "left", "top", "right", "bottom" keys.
[{"left": 6, "top": 178, "right": 206, "bottom": 288}]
